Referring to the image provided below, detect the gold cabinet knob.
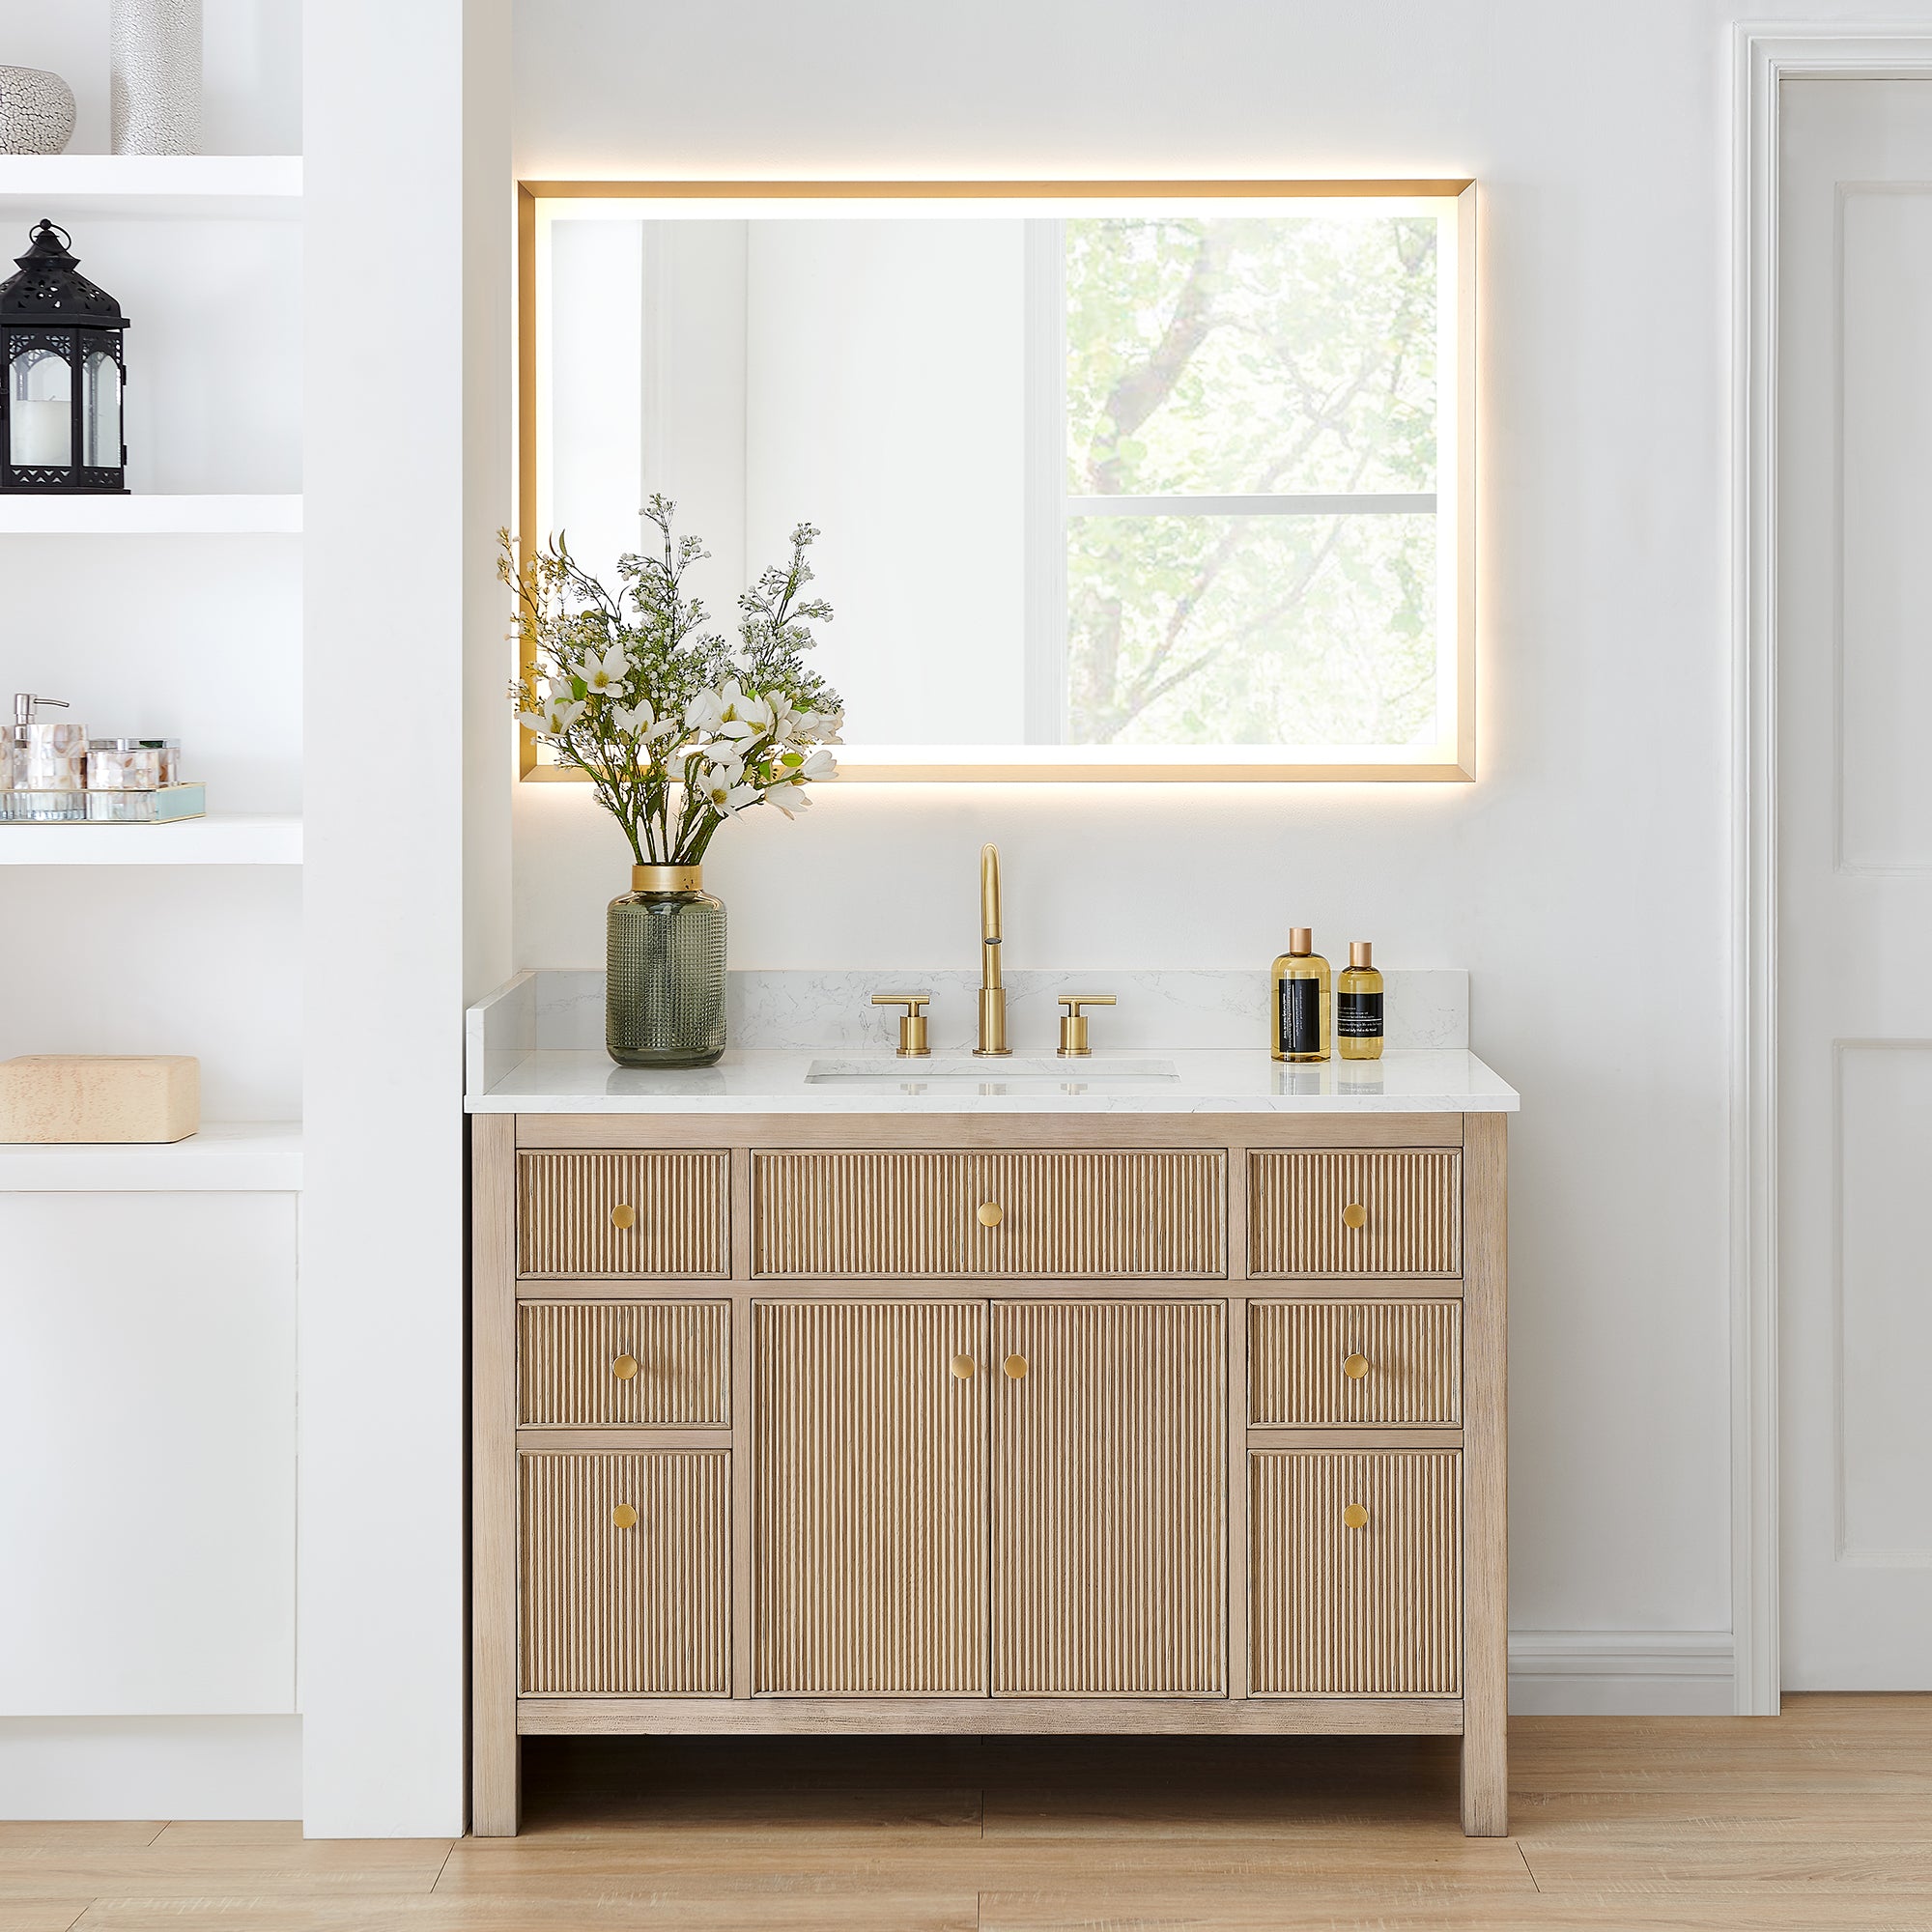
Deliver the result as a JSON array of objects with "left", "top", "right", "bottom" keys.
[
  {"left": 977, "top": 1202, "right": 1005, "bottom": 1228},
  {"left": 1342, "top": 1202, "right": 1368, "bottom": 1231},
  {"left": 1343, "top": 1352, "right": 1371, "bottom": 1380},
  {"left": 1004, "top": 1353, "right": 1029, "bottom": 1379},
  {"left": 1343, "top": 1503, "right": 1369, "bottom": 1530},
  {"left": 950, "top": 1353, "right": 976, "bottom": 1380},
  {"left": 611, "top": 1503, "right": 639, "bottom": 1529},
  {"left": 612, "top": 1354, "right": 640, "bottom": 1381},
  {"left": 611, "top": 1203, "right": 637, "bottom": 1232}
]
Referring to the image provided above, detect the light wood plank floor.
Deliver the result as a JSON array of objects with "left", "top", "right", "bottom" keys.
[{"left": 1, "top": 1696, "right": 1926, "bottom": 1929}]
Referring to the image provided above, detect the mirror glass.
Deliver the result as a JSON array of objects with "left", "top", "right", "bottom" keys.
[{"left": 533, "top": 188, "right": 1471, "bottom": 780}]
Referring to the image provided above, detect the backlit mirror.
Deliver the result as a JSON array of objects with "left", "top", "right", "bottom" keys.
[{"left": 524, "top": 183, "right": 1475, "bottom": 781}]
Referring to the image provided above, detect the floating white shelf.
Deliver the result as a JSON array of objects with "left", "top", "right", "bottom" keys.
[
  {"left": 0, "top": 495, "right": 302, "bottom": 536},
  {"left": 0, "top": 814, "right": 302, "bottom": 866},
  {"left": 0, "top": 1121, "right": 303, "bottom": 1192},
  {"left": 0, "top": 156, "right": 302, "bottom": 220}
]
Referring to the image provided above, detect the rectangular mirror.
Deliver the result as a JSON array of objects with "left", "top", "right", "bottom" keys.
[{"left": 521, "top": 181, "right": 1475, "bottom": 781}]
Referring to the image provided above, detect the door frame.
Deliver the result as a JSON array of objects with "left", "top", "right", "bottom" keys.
[{"left": 1731, "top": 23, "right": 1932, "bottom": 1717}]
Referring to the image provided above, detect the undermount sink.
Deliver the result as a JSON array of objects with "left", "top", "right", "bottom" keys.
[{"left": 806, "top": 1056, "right": 1179, "bottom": 1086}]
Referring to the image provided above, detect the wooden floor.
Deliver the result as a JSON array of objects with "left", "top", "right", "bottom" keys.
[{"left": 0, "top": 1696, "right": 1927, "bottom": 1929}]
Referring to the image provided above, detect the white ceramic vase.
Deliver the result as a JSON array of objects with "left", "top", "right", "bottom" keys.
[
  {"left": 111, "top": 0, "right": 203, "bottom": 156},
  {"left": 0, "top": 67, "right": 76, "bottom": 156}
]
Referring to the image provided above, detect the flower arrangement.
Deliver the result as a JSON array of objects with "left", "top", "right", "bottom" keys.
[{"left": 502, "top": 497, "right": 843, "bottom": 865}]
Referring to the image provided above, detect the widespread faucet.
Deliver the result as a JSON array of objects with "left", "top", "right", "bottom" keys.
[{"left": 975, "top": 842, "right": 1009, "bottom": 1056}]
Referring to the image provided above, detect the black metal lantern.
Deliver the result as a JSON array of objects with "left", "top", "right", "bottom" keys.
[{"left": 0, "top": 219, "right": 129, "bottom": 495}]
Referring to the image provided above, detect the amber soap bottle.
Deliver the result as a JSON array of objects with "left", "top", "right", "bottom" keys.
[
  {"left": 1337, "top": 940, "right": 1385, "bottom": 1061},
  {"left": 1269, "top": 927, "right": 1331, "bottom": 1062}
]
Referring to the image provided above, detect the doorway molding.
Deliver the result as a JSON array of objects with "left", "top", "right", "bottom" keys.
[{"left": 1731, "top": 23, "right": 1932, "bottom": 1718}]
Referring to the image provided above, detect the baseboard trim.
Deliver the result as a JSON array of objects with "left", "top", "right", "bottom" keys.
[
  {"left": 0, "top": 1717, "right": 301, "bottom": 1821},
  {"left": 1509, "top": 1630, "right": 1735, "bottom": 1715}
]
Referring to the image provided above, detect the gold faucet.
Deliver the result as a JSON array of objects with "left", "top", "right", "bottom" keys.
[{"left": 975, "top": 842, "right": 1009, "bottom": 1056}]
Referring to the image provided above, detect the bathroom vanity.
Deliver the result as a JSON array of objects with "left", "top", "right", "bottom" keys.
[{"left": 467, "top": 973, "right": 1517, "bottom": 1838}]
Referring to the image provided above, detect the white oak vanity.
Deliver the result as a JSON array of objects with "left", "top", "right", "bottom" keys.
[{"left": 467, "top": 975, "right": 1516, "bottom": 1838}]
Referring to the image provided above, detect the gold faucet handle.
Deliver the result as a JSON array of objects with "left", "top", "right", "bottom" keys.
[
  {"left": 1056, "top": 993, "right": 1117, "bottom": 1058},
  {"left": 872, "top": 992, "right": 932, "bottom": 1058}
]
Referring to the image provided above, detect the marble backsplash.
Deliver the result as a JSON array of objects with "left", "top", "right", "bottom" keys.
[{"left": 503, "top": 967, "right": 1467, "bottom": 1056}]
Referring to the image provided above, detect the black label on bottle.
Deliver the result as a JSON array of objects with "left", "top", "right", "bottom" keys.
[
  {"left": 1337, "top": 991, "right": 1383, "bottom": 1038},
  {"left": 1278, "top": 977, "right": 1321, "bottom": 1055}
]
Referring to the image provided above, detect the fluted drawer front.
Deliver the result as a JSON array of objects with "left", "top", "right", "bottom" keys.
[
  {"left": 992, "top": 1300, "right": 1226, "bottom": 1695},
  {"left": 1249, "top": 1450, "right": 1462, "bottom": 1696},
  {"left": 753, "top": 1150, "right": 1225, "bottom": 1278},
  {"left": 518, "top": 1151, "right": 728, "bottom": 1278},
  {"left": 520, "top": 1450, "right": 730, "bottom": 1695},
  {"left": 1248, "top": 1151, "right": 1461, "bottom": 1277},
  {"left": 519, "top": 1300, "right": 730, "bottom": 1427},
  {"left": 753, "top": 1299, "right": 987, "bottom": 1693},
  {"left": 1249, "top": 1300, "right": 1463, "bottom": 1426}
]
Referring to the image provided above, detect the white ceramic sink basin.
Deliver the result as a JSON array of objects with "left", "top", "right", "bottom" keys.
[{"left": 806, "top": 1056, "right": 1179, "bottom": 1086}]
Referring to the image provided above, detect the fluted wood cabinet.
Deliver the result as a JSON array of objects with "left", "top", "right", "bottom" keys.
[{"left": 472, "top": 1111, "right": 1507, "bottom": 1839}]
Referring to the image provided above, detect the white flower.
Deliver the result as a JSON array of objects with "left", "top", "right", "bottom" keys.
[
  {"left": 582, "top": 642, "right": 630, "bottom": 698},
  {"left": 796, "top": 708, "right": 844, "bottom": 746},
  {"left": 694, "top": 756, "right": 757, "bottom": 816},
  {"left": 763, "top": 781, "right": 812, "bottom": 818},
  {"left": 698, "top": 678, "right": 774, "bottom": 743},
  {"left": 611, "top": 698, "right": 657, "bottom": 737},
  {"left": 776, "top": 746, "right": 837, "bottom": 781},
  {"left": 517, "top": 696, "right": 584, "bottom": 738}
]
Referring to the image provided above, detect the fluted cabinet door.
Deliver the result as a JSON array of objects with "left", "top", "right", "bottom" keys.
[
  {"left": 753, "top": 1299, "right": 988, "bottom": 1695},
  {"left": 990, "top": 1300, "right": 1227, "bottom": 1695}
]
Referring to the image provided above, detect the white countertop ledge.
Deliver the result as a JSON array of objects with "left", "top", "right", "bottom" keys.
[{"left": 467, "top": 1048, "right": 1519, "bottom": 1116}]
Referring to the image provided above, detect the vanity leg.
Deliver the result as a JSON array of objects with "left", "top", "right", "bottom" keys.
[
  {"left": 1461, "top": 1112, "right": 1508, "bottom": 1837},
  {"left": 471, "top": 1113, "right": 522, "bottom": 1836}
]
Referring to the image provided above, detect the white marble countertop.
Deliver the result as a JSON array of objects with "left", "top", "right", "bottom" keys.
[{"left": 467, "top": 1047, "right": 1519, "bottom": 1116}]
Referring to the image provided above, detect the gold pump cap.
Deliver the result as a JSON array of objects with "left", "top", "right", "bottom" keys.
[
  {"left": 1350, "top": 941, "right": 1373, "bottom": 968},
  {"left": 1288, "top": 927, "right": 1313, "bottom": 956}
]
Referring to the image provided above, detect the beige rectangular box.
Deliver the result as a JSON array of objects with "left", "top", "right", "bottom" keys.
[{"left": 0, "top": 1056, "right": 200, "bottom": 1143}]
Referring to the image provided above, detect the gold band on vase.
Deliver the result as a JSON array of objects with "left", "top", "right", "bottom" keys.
[{"left": 632, "top": 864, "right": 702, "bottom": 894}]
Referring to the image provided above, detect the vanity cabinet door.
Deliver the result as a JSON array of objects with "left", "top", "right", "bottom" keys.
[
  {"left": 1248, "top": 1151, "right": 1462, "bottom": 1278},
  {"left": 518, "top": 1150, "right": 730, "bottom": 1278},
  {"left": 990, "top": 1299, "right": 1227, "bottom": 1695},
  {"left": 520, "top": 1449, "right": 730, "bottom": 1696},
  {"left": 752, "top": 1299, "right": 988, "bottom": 1694},
  {"left": 1248, "top": 1449, "right": 1462, "bottom": 1696}
]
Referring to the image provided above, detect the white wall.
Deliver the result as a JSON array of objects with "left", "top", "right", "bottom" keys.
[{"left": 505, "top": 0, "right": 1932, "bottom": 1690}]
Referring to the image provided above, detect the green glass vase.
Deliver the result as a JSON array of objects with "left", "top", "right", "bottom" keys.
[{"left": 606, "top": 865, "right": 727, "bottom": 1068}]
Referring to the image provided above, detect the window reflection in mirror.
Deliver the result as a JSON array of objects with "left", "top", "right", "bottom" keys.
[{"left": 531, "top": 187, "right": 1473, "bottom": 780}]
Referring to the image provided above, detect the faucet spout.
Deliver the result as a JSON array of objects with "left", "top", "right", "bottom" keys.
[{"left": 975, "top": 842, "right": 1009, "bottom": 1055}]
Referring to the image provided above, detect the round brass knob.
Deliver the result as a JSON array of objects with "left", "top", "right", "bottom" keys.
[
  {"left": 977, "top": 1202, "right": 1005, "bottom": 1228},
  {"left": 611, "top": 1203, "right": 638, "bottom": 1231},
  {"left": 1343, "top": 1502, "right": 1369, "bottom": 1530},
  {"left": 1343, "top": 1352, "right": 1371, "bottom": 1380},
  {"left": 951, "top": 1353, "right": 975, "bottom": 1379},
  {"left": 1342, "top": 1202, "right": 1368, "bottom": 1231},
  {"left": 612, "top": 1354, "right": 640, "bottom": 1381},
  {"left": 611, "top": 1503, "right": 639, "bottom": 1529},
  {"left": 1004, "top": 1353, "right": 1029, "bottom": 1379}
]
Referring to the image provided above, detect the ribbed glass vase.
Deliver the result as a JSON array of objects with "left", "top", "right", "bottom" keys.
[{"left": 606, "top": 865, "right": 726, "bottom": 1068}]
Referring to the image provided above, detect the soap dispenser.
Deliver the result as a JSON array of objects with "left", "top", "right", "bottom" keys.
[
  {"left": 1269, "top": 927, "right": 1331, "bottom": 1062},
  {"left": 8, "top": 695, "right": 86, "bottom": 819}
]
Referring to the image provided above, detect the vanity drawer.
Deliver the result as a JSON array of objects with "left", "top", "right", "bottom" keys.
[
  {"left": 751, "top": 1149, "right": 1226, "bottom": 1279},
  {"left": 520, "top": 1450, "right": 730, "bottom": 1696},
  {"left": 1248, "top": 1450, "right": 1462, "bottom": 1696},
  {"left": 518, "top": 1150, "right": 729, "bottom": 1279},
  {"left": 519, "top": 1300, "right": 730, "bottom": 1428},
  {"left": 1249, "top": 1300, "right": 1462, "bottom": 1427},
  {"left": 1248, "top": 1151, "right": 1461, "bottom": 1278}
]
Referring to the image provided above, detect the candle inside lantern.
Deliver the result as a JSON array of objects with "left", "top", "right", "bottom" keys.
[{"left": 10, "top": 396, "right": 70, "bottom": 466}]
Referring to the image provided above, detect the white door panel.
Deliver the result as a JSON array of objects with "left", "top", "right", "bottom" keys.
[{"left": 1778, "top": 78, "right": 1932, "bottom": 1689}]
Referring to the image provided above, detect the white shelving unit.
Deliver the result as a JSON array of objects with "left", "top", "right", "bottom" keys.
[
  {"left": 0, "top": 495, "right": 301, "bottom": 535},
  {"left": 0, "top": 814, "right": 302, "bottom": 865},
  {"left": 0, "top": 0, "right": 309, "bottom": 1821}
]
